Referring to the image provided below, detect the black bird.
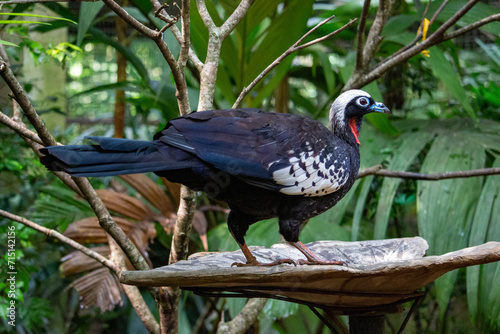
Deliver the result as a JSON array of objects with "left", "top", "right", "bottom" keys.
[{"left": 40, "top": 89, "right": 389, "bottom": 266}]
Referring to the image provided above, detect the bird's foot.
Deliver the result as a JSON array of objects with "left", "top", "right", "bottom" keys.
[
  {"left": 291, "top": 241, "right": 346, "bottom": 266},
  {"left": 296, "top": 259, "right": 345, "bottom": 266},
  {"left": 231, "top": 258, "right": 296, "bottom": 267}
]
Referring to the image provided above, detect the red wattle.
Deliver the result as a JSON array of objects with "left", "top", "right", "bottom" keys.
[{"left": 349, "top": 118, "right": 360, "bottom": 145}]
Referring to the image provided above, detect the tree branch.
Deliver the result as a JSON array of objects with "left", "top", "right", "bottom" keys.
[
  {"left": 0, "top": 54, "right": 151, "bottom": 273},
  {"left": 101, "top": 0, "right": 157, "bottom": 39},
  {"left": 358, "top": 165, "right": 500, "bottom": 180},
  {"left": 0, "top": 209, "right": 121, "bottom": 274},
  {"left": 355, "top": 0, "right": 371, "bottom": 71},
  {"left": 216, "top": 298, "right": 268, "bottom": 334},
  {"left": 361, "top": 0, "right": 395, "bottom": 69},
  {"left": 196, "top": 0, "right": 217, "bottom": 32},
  {"left": 0, "top": 110, "right": 43, "bottom": 145},
  {"left": 233, "top": 16, "right": 357, "bottom": 108},
  {"left": 178, "top": 0, "right": 191, "bottom": 68},
  {"left": 442, "top": 13, "right": 500, "bottom": 42},
  {"left": 220, "top": 0, "right": 256, "bottom": 40},
  {"left": 345, "top": 0, "right": 482, "bottom": 89}
]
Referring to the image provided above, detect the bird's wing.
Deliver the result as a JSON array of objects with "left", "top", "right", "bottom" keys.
[{"left": 155, "top": 109, "right": 352, "bottom": 196}]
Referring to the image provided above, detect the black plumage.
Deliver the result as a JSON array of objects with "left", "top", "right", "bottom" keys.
[{"left": 40, "top": 89, "right": 389, "bottom": 266}]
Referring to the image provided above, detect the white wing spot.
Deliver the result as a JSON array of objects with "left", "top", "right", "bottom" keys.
[{"left": 272, "top": 149, "right": 350, "bottom": 196}]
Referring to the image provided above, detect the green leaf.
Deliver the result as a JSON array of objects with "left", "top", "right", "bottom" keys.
[
  {"left": 263, "top": 299, "right": 298, "bottom": 320},
  {"left": 426, "top": 46, "right": 476, "bottom": 120},
  {"left": 0, "top": 12, "right": 76, "bottom": 24},
  {"left": 41, "top": 2, "right": 149, "bottom": 83},
  {"left": 0, "top": 20, "right": 49, "bottom": 25},
  {"left": 351, "top": 175, "right": 374, "bottom": 241},
  {"left": 249, "top": 56, "right": 294, "bottom": 108},
  {"left": 373, "top": 131, "right": 431, "bottom": 239},
  {"left": 70, "top": 81, "right": 145, "bottom": 98},
  {"left": 245, "top": 0, "right": 314, "bottom": 86},
  {"left": 316, "top": 50, "right": 335, "bottom": 94},
  {"left": 76, "top": 2, "right": 104, "bottom": 46},
  {"left": 0, "top": 39, "right": 18, "bottom": 47},
  {"left": 467, "top": 158, "right": 500, "bottom": 328},
  {"left": 417, "top": 132, "right": 485, "bottom": 317}
]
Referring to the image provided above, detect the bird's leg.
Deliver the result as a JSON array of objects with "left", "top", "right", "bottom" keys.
[
  {"left": 228, "top": 210, "right": 296, "bottom": 267},
  {"left": 291, "top": 241, "right": 345, "bottom": 266},
  {"left": 231, "top": 242, "right": 296, "bottom": 267}
]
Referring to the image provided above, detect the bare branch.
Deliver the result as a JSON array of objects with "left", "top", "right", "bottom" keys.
[
  {"left": 442, "top": 13, "right": 500, "bottom": 42},
  {"left": 0, "top": 111, "right": 43, "bottom": 145},
  {"left": 358, "top": 166, "right": 500, "bottom": 181},
  {"left": 178, "top": 0, "right": 191, "bottom": 68},
  {"left": 361, "top": 0, "right": 396, "bottom": 69},
  {"left": 355, "top": 0, "right": 371, "bottom": 71},
  {"left": 0, "top": 54, "right": 151, "bottom": 273},
  {"left": 101, "top": 0, "right": 157, "bottom": 39},
  {"left": 357, "top": 164, "right": 384, "bottom": 179},
  {"left": 382, "top": 0, "right": 432, "bottom": 64},
  {"left": 220, "top": 0, "right": 256, "bottom": 39},
  {"left": 233, "top": 17, "right": 357, "bottom": 108},
  {"left": 217, "top": 298, "right": 268, "bottom": 334},
  {"left": 346, "top": 0, "right": 481, "bottom": 89},
  {"left": 0, "top": 61, "right": 57, "bottom": 146},
  {"left": 196, "top": 0, "right": 217, "bottom": 31},
  {"left": 150, "top": 0, "right": 204, "bottom": 71},
  {"left": 170, "top": 24, "right": 205, "bottom": 70},
  {"left": 0, "top": 209, "right": 121, "bottom": 274},
  {"left": 428, "top": 0, "right": 450, "bottom": 27}
]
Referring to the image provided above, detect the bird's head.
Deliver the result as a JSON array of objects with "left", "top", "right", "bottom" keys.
[{"left": 329, "top": 89, "right": 390, "bottom": 146}]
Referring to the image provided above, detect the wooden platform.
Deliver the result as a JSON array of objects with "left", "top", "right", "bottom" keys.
[{"left": 120, "top": 237, "right": 500, "bottom": 314}]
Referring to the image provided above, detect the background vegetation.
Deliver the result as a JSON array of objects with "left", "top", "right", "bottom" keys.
[{"left": 0, "top": 0, "right": 499, "bottom": 333}]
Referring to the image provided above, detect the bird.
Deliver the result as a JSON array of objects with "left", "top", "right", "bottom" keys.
[{"left": 40, "top": 89, "right": 390, "bottom": 267}]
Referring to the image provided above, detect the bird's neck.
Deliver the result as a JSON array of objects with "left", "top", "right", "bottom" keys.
[{"left": 333, "top": 117, "right": 362, "bottom": 147}]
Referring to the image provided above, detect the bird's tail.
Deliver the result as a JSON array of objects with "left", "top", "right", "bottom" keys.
[{"left": 40, "top": 136, "right": 175, "bottom": 177}]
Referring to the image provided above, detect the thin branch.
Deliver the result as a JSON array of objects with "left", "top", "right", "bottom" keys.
[
  {"left": 0, "top": 61, "right": 57, "bottom": 146},
  {"left": 233, "top": 17, "right": 357, "bottom": 108},
  {"left": 357, "top": 164, "right": 384, "bottom": 178},
  {"left": 382, "top": 0, "right": 432, "bottom": 64},
  {"left": 220, "top": 0, "right": 256, "bottom": 40},
  {"left": 0, "top": 54, "right": 151, "bottom": 273},
  {"left": 150, "top": 0, "right": 204, "bottom": 72},
  {"left": 0, "top": 209, "right": 121, "bottom": 274},
  {"left": 358, "top": 166, "right": 500, "bottom": 181},
  {"left": 355, "top": 0, "right": 371, "bottom": 71},
  {"left": 178, "top": 0, "right": 191, "bottom": 68},
  {"left": 171, "top": 24, "right": 204, "bottom": 70},
  {"left": 0, "top": 111, "right": 43, "bottom": 145},
  {"left": 442, "top": 13, "right": 500, "bottom": 42},
  {"left": 347, "top": 0, "right": 481, "bottom": 89},
  {"left": 102, "top": 0, "right": 157, "bottom": 38},
  {"left": 107, "top": 237, "right": 160, "bottom": 334},
  {"left": 428, "top": 0, "right": 450, "bottom": 27},
  {"left": 216, "top": 298, "right": 268, "bottom": 334},
  {"left": 196, "top": 0, "right": 217, "bottom": 32},
  {"left": 361, "top": 0, "right": 395, "bottom": 69}
]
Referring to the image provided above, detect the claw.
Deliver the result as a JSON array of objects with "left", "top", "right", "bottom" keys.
[
  {"left": 296, "top": 259, "right": 345, "bottom": 266},
  {"left": 232, "top": 258, "right": 296, "bottom": 267}
]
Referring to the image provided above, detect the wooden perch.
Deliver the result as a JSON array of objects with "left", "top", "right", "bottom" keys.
[{"left": 121, "top": 238, "right": 500, "bottom": 315}]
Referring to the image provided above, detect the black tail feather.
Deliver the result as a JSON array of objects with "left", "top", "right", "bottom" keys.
[{"left": 40, "top": 137, "right": 183, "bottom": 177}]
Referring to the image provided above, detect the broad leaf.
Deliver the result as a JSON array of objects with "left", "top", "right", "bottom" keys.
[{"left": 76, "top": 2, "right": 104, "bottom": 46}]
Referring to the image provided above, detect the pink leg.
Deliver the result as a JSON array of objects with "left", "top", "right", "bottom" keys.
[
  {"left": 231, "top": 242, "right": 296, "bottom": 267},
  {"left": 291, "top": 241, "right": 345, "bottom": 266}
]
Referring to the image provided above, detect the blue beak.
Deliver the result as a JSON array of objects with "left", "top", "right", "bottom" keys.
[{"left": 369, "top": 102, "right": 391, "bottom": 114}]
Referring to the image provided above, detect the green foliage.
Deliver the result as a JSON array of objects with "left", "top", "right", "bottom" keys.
[{"left": 3, "top": 0, "right": 500, "bottom": 332}]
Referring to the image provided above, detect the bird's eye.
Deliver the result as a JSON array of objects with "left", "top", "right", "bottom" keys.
[{"left": 356, "top": 97, "right": 369, "bottom": 107}]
